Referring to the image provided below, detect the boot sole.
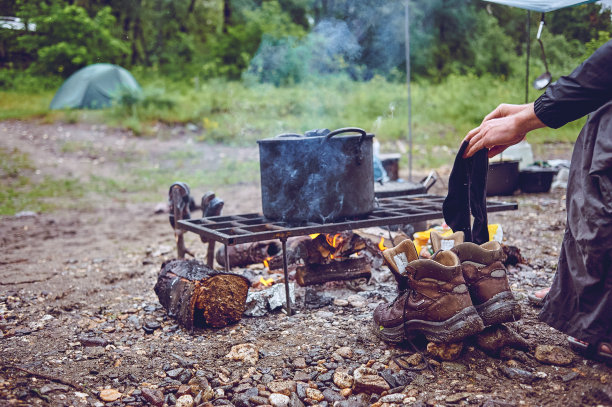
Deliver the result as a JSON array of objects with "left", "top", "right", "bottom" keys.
[
  {"left": 373, "top": 306, "right": 485, "bottom": 344},
  {"left": 475, "top": 291, "right": 522, "bottom": 326}
]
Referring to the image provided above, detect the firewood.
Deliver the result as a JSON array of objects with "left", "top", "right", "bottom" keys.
[
  {"left": 216, "top": 240, "right": 283, "bottom": 267},
  {"left": 154, "top": 259, "right": 250, "bottom": 329},
  {"left": 295, "top": 257, "right": 371, "bottom": 286}
]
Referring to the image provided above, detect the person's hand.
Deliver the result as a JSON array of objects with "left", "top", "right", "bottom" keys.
[{"left": 463, "top": 103, "right": 546, "bottom": 158}]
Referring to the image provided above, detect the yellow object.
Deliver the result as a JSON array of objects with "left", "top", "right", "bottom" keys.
[{"left": 413, "top": 224, "right": 503, "bottom": 254}]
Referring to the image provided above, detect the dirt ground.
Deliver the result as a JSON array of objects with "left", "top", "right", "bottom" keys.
[{"left": 1, "top": 120, "right": 611, "bottom": 407}]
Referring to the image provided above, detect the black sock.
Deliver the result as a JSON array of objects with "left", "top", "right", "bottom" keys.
[{"left": 443, "top": 141, "right": 489, "bottom": 244}]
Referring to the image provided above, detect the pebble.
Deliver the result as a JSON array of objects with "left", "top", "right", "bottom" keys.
[
  {"left": 305, "top": 388, "right": 324, "bottom": 402},
  {"left": 78, "top": 335, "right": 109, "bottom": 347},
  {"left": 176, "top": 394, "right": 194, "bottom": 407},
  {"left": 445, "top": 392, "right": 470, "bottom": 403},
  {"left": 167, "top": 368, "right": 185, "bottom": 378},
  {"left": 352, "top": 366, "right": 390, "bottom": 395},
  {"left": 426, "top": 341, "right": 463, "bottom": 361},
  {"left": 379, "top": 393, "right": 406, "bottom": 403},
  {"left": 293, "top": 357, "right": 307, "bottom": 368},
  {"left": 499, "top": 366, "right": 540, "bottom": 384},
  {"left": 322, "top": 388, "right": 344, "bottom": 403},
  {"left": 441, "top": 362, "right": 468, "bottom": 373},
  {"left": 141, "top": 387, "right": 164, "bottom": 406},
  {"left": 534, "top": 345, "right": 574, "bottom": 366},
  {"left": 268, "top": 380, "right": 296, "bottom": 396},
  {"left": 347, "top": 295, "right": 366, "bottom": 308},
  {"left": 333, "top": 299, "right": 349, "bottom": 307},
  {"left": 335, "top": 347, "right": 354, "bottom": 359},
  {"left": 269, "top": 393, "right": 290, "bottom": 407},
  {"left": 333, "top": 371, "right": 354, "bottom": 389},
  {"left": 289, "top": 392, "right": 305, "bottom": 407},
  {"left": 99, "top": 388, "right": 122, "bottom": 402},
  {"left": 226, "top": 343, "right": 259, "bottom": 365}
]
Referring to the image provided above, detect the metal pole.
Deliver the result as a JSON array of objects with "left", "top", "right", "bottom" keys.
[
  {"left": 281, "top": 238, "right": 292, "bottom": 315},
  {"left": 525, "top": 10, "right": 531, "bottom": 103},
  {"left": 404, "top": 0, "right": 412, "bottom": 182},
  {"left": 224, "top": 243, "right": 230, "bottom": 273}
]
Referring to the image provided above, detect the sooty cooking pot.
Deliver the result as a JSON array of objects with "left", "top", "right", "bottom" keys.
[{"left": 257, "top": 127, "right": 375, "bottom": 223}]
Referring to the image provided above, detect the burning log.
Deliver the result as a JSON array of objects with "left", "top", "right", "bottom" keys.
[
  {"left": 216, "top": 240, "right": 282, "bottom": 268},
  {"left": 295, "top": 257, "right": 371, "bottom": 286},
  {"left": 154, "top": 259, "right": 250, "bottom": 329}
]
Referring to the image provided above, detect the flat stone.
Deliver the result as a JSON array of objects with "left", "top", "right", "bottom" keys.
[
  {"left": 167, "top": 368, "right": 185, "bottom": 378},
  {"left": 352, "top": 366, "right": 390, "bottom": 395},
  {"left": 99, "top": 389, "right": 122, "bottom": 402},
  {"left": 534, "top": 345, "right": 574, "bottom": 366},
  {"left": 333, "top": 371, "right": 354, "bottom": 389},
  {"left": 39, "top": 384, "right": 70, "bottom": 394},
  {"left": 335, "top": 347, "right": 353, "bottom": 359},
  {"left": 322, "top": 388, "right": 344, "bottom": 403},
  {"left": 141, "top": 387, "right": 164, "bottom": 406},
  {"left": 269, "top": 393, "right": 290, "bottom": 407},
  {"left": 267, "top": 380, "right": 296, "bottom": 396},
  {"left": 499, "top": 366, "right": 540, "bottom": 384},
  {"left": 78, "top": 336, "right": 109, "bottom": 347},
  {"left": 305, "top": 388, "right": 324, "bottom": 402},
  {"left": 293, "top": 357, "right": 307, "bottom": 368},
  {"left": 426, "top": 342, "right": 463, "bottom": 361},
  {"left": 333, "top": 299, "right": 349, "bottom": 307},
  {"left": 293, "top": 371, "right": 310, "bottom": 382},
  {"left": 379, "top": 393, "right": 406, "bottom": 403},
  {"left": 288, "top": 392, "right": 304, "bottom": 407}
]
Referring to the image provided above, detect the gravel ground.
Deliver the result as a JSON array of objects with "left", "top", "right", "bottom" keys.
[{"left": 1, "top": 120, "right": 611, "bottom": 407}]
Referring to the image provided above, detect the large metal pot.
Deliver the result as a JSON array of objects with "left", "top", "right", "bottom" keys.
[{"left": 257, "top": 127, "right": 375, "bottom": 223}]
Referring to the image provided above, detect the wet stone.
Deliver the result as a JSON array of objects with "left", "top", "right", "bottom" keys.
[{"left": 534, "top": 345, "right": 574, "bottom": 366}]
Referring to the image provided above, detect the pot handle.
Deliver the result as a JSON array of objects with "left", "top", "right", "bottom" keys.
[
  {"left": 325, "top": 127, "right": 367, "bottom": 143},
  {"left": 275, "top": 133, "right": 304, "bottom": 138}
]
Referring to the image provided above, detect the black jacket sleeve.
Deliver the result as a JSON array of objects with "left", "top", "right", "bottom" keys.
[{"left": 533, "top": 40, "right": 612, "bottom": 129}]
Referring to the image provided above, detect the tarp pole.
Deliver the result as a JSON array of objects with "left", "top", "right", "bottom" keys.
[
  {"left": 405, "top": 0, "right": 412, "bottom": 182},
  {"left": 525, "top": 10, "right": 531, "bottom": 103}
]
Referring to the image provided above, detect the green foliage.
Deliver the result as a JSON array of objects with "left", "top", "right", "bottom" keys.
[{"left": 16, "top": 2, "right": 129, "bottom": 76}]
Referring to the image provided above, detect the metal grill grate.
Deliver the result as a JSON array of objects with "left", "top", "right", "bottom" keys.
[{"left": 178, "top": 194, "right": 517, "bottom": 245}]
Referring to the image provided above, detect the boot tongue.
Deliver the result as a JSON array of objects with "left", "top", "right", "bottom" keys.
[
  {"left": 430, "top": 230, "right": 464, "bottom": 252},
  {"left": 390, "top": 240, "right": 418, "bottom": 274},
  {"left": 413, "top": 251, "right": 460, "bottom": 281}
]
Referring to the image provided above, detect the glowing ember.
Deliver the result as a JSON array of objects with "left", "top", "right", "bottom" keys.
[
  {"left": 378, "top": 237, "right": 386, "bottom": 251},
  {"left": 259, "top": 277, "right": 274, "bottom": 286},
  {"left": 326, "top": 233, "right": 341, "bottom": 248},
  {"left": 309, "top": 233, "right": 320, "bottom": 239}
]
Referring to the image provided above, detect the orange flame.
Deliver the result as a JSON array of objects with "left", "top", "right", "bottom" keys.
[
  {"left": 263, "top": 256, "right": 273, "bottom": 269},
  {"left": 259, "top": 277, "right": 274, "bottom": 286},
  {"left": 309, "top": 233, "right": 320, "bottom": 239},
  {"left": 378, "top": 237, "right": 385, "bottom": 251},
  {"left": 326, "top": 233, "right": 341, "bottom": 248}
]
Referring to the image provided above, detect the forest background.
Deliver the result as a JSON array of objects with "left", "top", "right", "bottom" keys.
[{"left": 1, "top": 0, "right": 611, "bottom": 161}]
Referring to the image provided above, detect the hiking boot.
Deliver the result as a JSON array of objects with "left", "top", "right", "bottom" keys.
[
  {"left": 374, "top": 239, "right": 484, "bottom": 343},
  {"left": 431, "top": 231, "right": 522, "bottom": 326}
]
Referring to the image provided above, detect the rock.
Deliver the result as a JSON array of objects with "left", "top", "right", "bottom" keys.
[
  {"left": 401, "top": 353, "right": 423, "bottom": 366},
  {"left": 441, "top": 362, "right": 468, "bottom": 373},
  {"left": 293, "top": 371, "right": 310, "bottom": 382},
  {"left": 176, "top": 394, "right": 194, "bottom": 407},
  {"left": 334, "top": 394, "right": 369, "bottom": 407},
  {"left": 561, "top": 371, "right": 580, "bottom": 382},
  {"left": 99, "top": 389, "right": 122, "bottom": 402},
  {"left": 39, "top": 384, "right": 70, "bottom": 394},
  {"left": 333, "top": 299, "right": 349, "bottom": 307},
  {"left": 318, "top": 371, "right": 333, "bottom": 382},
  {"left": 426, "top": 341, "right": 463, "bottom": 361},
  {"left": 335, "top": 347, "right": 354, "bottom": 359},
  {"left": 340, "top": 388, "right": 352, "bottom": 398},
  {"left": 226, "top": 343, "right": 259, "bottom": 365},
  {"left": 167, "top": 368, "right": 185, "bottom": 378},
  {"left": 347, "top": 295, "right": 366, "bottom": 308},
  {"left": 534, "top": 345, "right": 574, "bottom": 366},
  {"left": 78, "top": 335, "right": 109, "bottom": 347},
  {"left": 141, "top": 388, "right": 164, "bottom": 406},
  {"left": 380, "top": 369, "right": 414, "bottom": 388},
  {"left": 379, "top": 393, "right": 405, "bottom": 403},
  {"left": 476, "top": 325, "right": 529, "bottom": 355},
  {"left": 322, "top": 389, "right": 343, "bottom": 403},
  {"left": 269, "top": 393, "right": 290, "bottom": 407},
  {"left": 333, "top": 371, "right": 354, "bottom": 389},
  {"left": 249, "top": 395, "right": 269, "bottom": 405},
  {"left": 289, "top": 392, "right": 304, "bottom": 407},
  {"left": 499, "top": 366, "right": 541, "bottom": 384},
  {"left": 305, "top": 388, "right": 324, "bottom": 402},
  {"left": 352, "top": 366, "right": 390, "bottom": 395},
  {"left": 445, "top": 393, "right": 470, "bottom": 403},
  {"left": 267, "top": 380, "right": 296, "bottom": 396},
  {"left": 293, "top": 357, "right": 307, "bottom": 368}
]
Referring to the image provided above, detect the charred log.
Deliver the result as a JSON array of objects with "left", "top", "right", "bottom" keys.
[
  {"left": 154, "top": 259, "right": 250, "bottom": 329},
  {"left": 216, "top": 240, "right": 283, "bottom": 268},
  {"left": 295, "top": 257, "right": 371, "bottom": 286}
]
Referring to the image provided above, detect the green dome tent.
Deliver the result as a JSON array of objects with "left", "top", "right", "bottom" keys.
[{"left": 49, "top": 63, "right": 141, "bottom": 110}]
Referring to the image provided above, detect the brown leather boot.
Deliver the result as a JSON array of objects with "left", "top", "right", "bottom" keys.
[
  {"left": 431, "top": 231, "right": 522, "bottom": 326},
  {"left": 374, "top": 239, "right": 484, "bottom": 343}
]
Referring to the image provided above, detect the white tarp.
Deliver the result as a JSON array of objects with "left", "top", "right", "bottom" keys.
[{"left": 483, "top": 0, "right": 598, "bottom": 12}]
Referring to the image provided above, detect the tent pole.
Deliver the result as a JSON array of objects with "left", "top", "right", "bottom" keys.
[
  {"left": 405, "top": 0, "right": 412, "bottom": 182},
  {"left": 525, "top": 10, "right": 531, "bottom": 103}
]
